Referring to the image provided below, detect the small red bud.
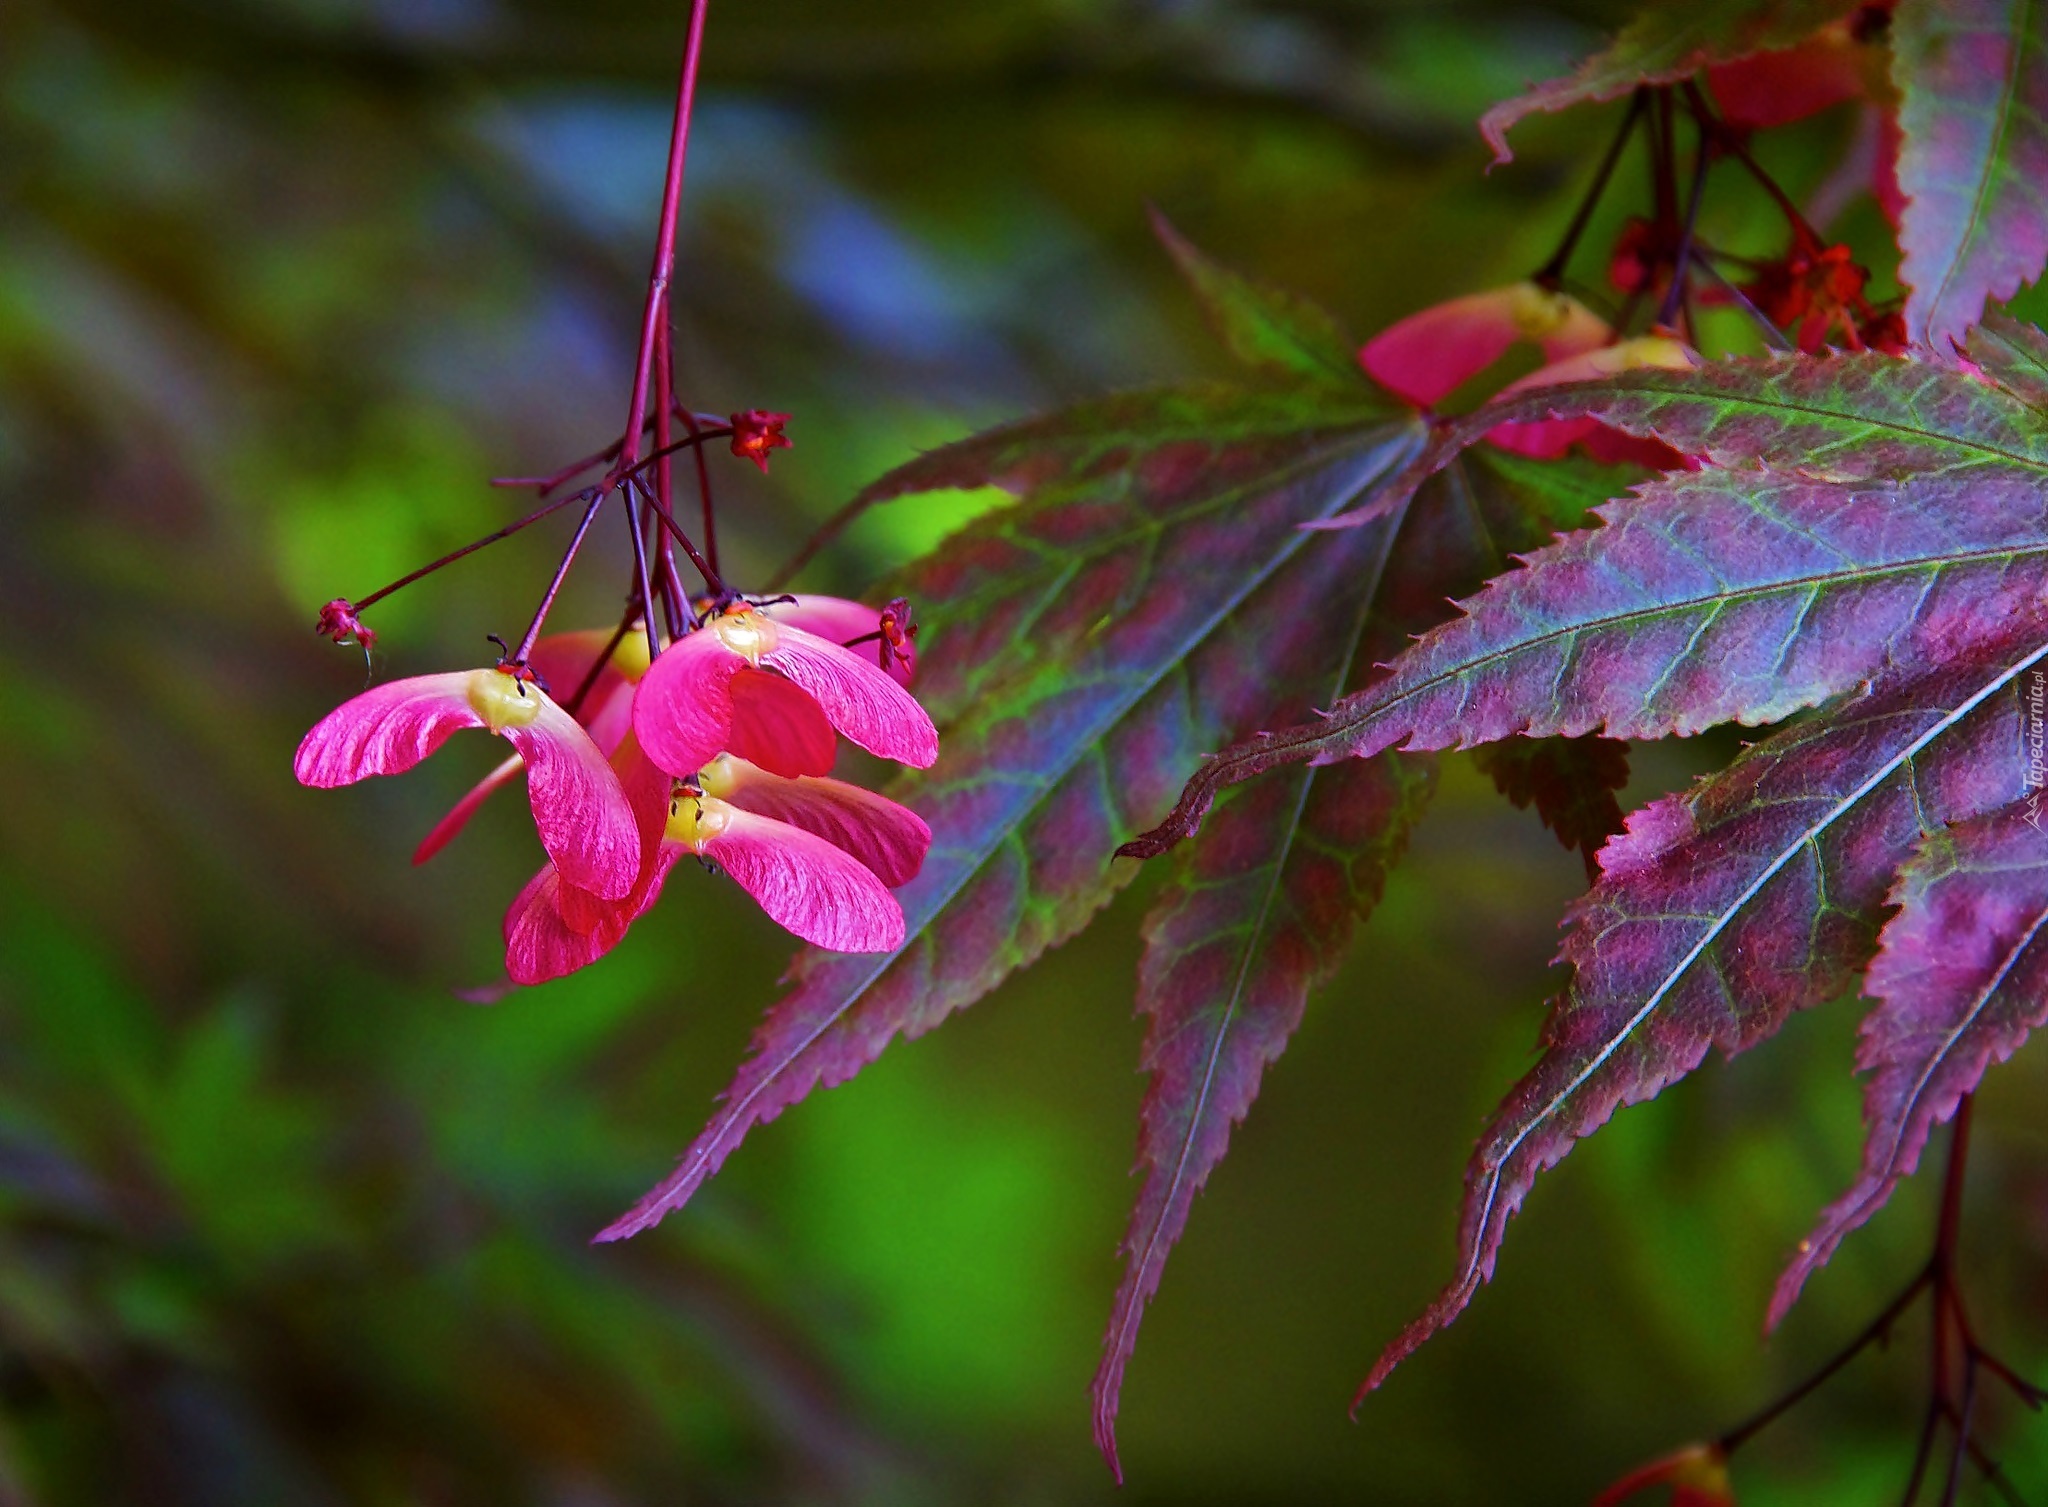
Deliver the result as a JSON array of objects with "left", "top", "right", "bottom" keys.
[
  {"left": 729, "top": 409, "right": 793, "bottom": 473},
  {"left": 316, "top": 598, "right": 376, "bottom": 654}
]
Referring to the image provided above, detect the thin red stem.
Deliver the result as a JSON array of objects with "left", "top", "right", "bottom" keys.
[
  {"left": 353, "top": 488, "right": 592, "bottom": 612},
  {"left": 1718, "top": 1269, "right": 1930, "bottom": 1453},
  {"left": 1682, "top": 82, "right": 1823, "bottom": 249},
  {"left": 1657, "top": 113, "right": 1711, "bottom": 335},
  {"left": 491, "top": 435, "right": 625, "bottom": 494},
  {"left": 679, "top": 404, "right": 720, "bottom": 579},
  {"left": 620, "top": 490, "right": 662, "bottom": 663},
  {"left": 1688, "top": 246, "right": 1795, "bottom": 351},
  {"left": 635, "top": 475, "right": 723, "bottom": 597},
  {"left": 510, "top": 490, "right": 606, "bottom": 663},
  {"left": 653, "top": 308, "right": 684, "bottom": 622},
  {"left": 1535, "top": 89, "right": 1645, "bottom": 288},
  {"left": 562, "top": 610, "right": 638, "bottom": 718},
  {"left": 615, "top": 0, "right": 708, "bottom": 471}
]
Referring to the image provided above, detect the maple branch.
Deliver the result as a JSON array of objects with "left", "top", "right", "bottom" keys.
[
  {"left": 614, "top": 0, "right": 708, "bottom": 474},
  {"left": 635, "top": 474, "right": 725, "bottom": 597},
  {"left": 764, "top": 491, "right": 867, "bottom": 592},
  {"left": 1535, "top": 88, "right": 1645, "bottom": 288},
  {"left": 350, "top": 486, "right": 595, "bottom": 612},
  {"left": 679, "top": 403, "right": 721, "bottom": 580},
  {"left": 510, "top": 489, "right": 607, "bottom": 663},
  {"left": 490, "top": 435, "right": 627, "bottom": 494},
  {"left": 1686, "top": 246, "right": 1795, "bottom": 352},
  {"left": 1656, "top": 108, "right": 1711, "bottom": 335},
  {"left": 1711, "top": 1098, "right": 2037, "bottom": 1507},
  {"left": 620, "top": 489, "right": 662, "bottom": 664},
  {"left": 1680, "top": 82, "right": 1823, "bottom": 250},
  {"left": 1717, "top": 1268, "right": 1929, "bottom": 1454}
]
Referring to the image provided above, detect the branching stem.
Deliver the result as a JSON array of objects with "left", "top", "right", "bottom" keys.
[
  {"left": 1535, "top": 89, "right": 1646, "bottom": 288},
  {"left": 1707, "top": 1098, "right": 2040, "bottom": 1506},
  {"left": 352, "top": 488, "right": 593, "bottom": 613}
]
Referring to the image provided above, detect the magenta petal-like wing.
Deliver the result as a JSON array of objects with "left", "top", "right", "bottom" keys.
[
  {"left": 762, "top": 622, "right": 938, "bottom": 768},
  {"left": 500, "top": 696, "right": 641, "bottom": 901},
  {"left": 293, "top": 671, "right": 483, "bottom": 787},
  {"left": 633, "top": 633, "right": 744, "bottom": 778},
  {"left": 714, "top": 760, "right": 931, "bottom": 887},
  {"left": 763, "top": 595, "right": 916, "bottom": 686},
  {"left": 724, "top": 668, "right": 838, "bottom": 778},
  {"left": 707, "top": 809, "right": 907, "bottom": 953},
  {"left": 504, "top": 856, "right": 674, "bottom": 986}
]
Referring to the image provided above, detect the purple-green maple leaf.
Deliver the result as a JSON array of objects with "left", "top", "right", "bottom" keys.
[
  {"left": 1107, "top": 346, "right": 2048, "bottom": 1392},
  {"left": 1770, "top": 796, "right": 2048, "bottom": 1322},
  {"left": 1968, "top": 311, "right": 2048, "bottom": 412},
  {"left": 596, "top": 390, "right": 1426, "bottom": 1241},
  {"left": 1318, "top": 352, "right": 2048, "bottom": 532},
  {"left": 1894, "top": 0, "right": 2048, "bottom": 351},
  {"left": 1477, "top": 0, "right": 1865, "bottom": 165},
  {"left": 1097, "top": 753, "right": 1430, "bottom": 1475},
  {"left": 1126, "top": 454, "right": 2048, "bottom": 855},
  {"left": 1365, "top": 631, "right": 2042, "bottom": 1394},
  {"left": 1089, "top": 445, "right": 1650, "bottom": 1474}
]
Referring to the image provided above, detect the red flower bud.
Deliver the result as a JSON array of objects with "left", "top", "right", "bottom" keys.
[{"left": 729, "top": 409, "right": 793, "bottom": 473}]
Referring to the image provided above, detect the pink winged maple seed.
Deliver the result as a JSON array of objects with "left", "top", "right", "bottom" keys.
[
  {"left": 295, "top": 666, "right": 641, "bottom": 900},
  {"left": 633, "top": 605, "right": 937, "bottom": 780},
  {"left": 506, "top": 743, "right": 926, "bottom": 985}
]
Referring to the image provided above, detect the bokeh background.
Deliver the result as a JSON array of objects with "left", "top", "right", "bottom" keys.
[{"left": 4, "top": 0, "right": 2047, "bottom": 1502}]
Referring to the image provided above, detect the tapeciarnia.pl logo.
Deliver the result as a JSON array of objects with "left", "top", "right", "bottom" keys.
[{"left": 2026, "top": 669, "right": 2046, "bottom": 831}]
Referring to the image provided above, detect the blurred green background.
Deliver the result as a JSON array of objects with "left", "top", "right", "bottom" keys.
[{"left": 3, "top": 0, "right": 2046, "bottom": 1501}]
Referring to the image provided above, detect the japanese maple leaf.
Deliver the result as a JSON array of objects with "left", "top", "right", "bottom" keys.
[
  {"left": 594, "top": 229, "right": 1654, "bottom": 1477},
  {"left": 1124, "top": 342, "right": 2048, "bottom": 1395},
  {"left": 1892, "top": 0, "right": 2048, "bottom": 351}
]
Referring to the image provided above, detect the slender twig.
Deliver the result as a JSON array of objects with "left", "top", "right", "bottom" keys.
[
  {"left": 1681, "top": 82, "right": 1823, "bottom": 248},
  {"left": 634, "top": 475, "right": 723, "bottom": 597},
  {"left": 763, "top": 489, "right": 870, "bottom": 592},
  {"left": 1942, "top": 1362, "right": 1982, "bottom": 1507},
  {"left": 352, "top": 488, "right": 593, "bottom": 612},
  {"left": 1656, "top": 109, "right": 1713, "bottom": 334},
  {"left": 613, "top": 0, "right": 708, "bottom": 472},
  {"left": 1688, "top": 246, "right": 1795, "bottom": 352},
  {"left": 678, "top": 404, "right": 720, "bottom": 580},
  {"left": 510, "top": 489, "right": 606, "bottom": 663},
  {"left": 562, "top": 609, "right": 639, "bottom": 719},
  {"left": 490, "top": 435, "right": 625, "bottom": 494},
  {"left": 1711, "top": 1098, "right": 2038, "bottom": 1507},
  {"left": 620, "top": 489, "right": 662, "bottom": 664},
  {"left": 1719, "top": 1269, "right": 1930, "bottom": 1453},
  {"left": 1536, "top": 89, "right": 1646, "bottom": 287}
]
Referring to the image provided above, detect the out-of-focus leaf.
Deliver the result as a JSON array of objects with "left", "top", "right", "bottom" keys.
[
  {"left": 1148, "top": 210, "right": 1363, "bottom": 389},
  {"left": 1893, "top": 0, "right": 2048, "bottom": 350},
  {"left": 598, "top": 389, "right": 1426, "bottom": 1241},
  {"left": 1771, "top": 799, "right": 2048, "bottom": 1320},
  {"left": 1477, "top": 0, "right": 1866, "bottom": 165},
  {"left": 1470, "top": 734, "right": 1632, "bottom": 880}
]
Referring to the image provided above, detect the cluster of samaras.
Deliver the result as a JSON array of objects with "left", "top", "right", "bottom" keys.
[{"left": 294, "top": 595, "right": 936, "bottom": 982}]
